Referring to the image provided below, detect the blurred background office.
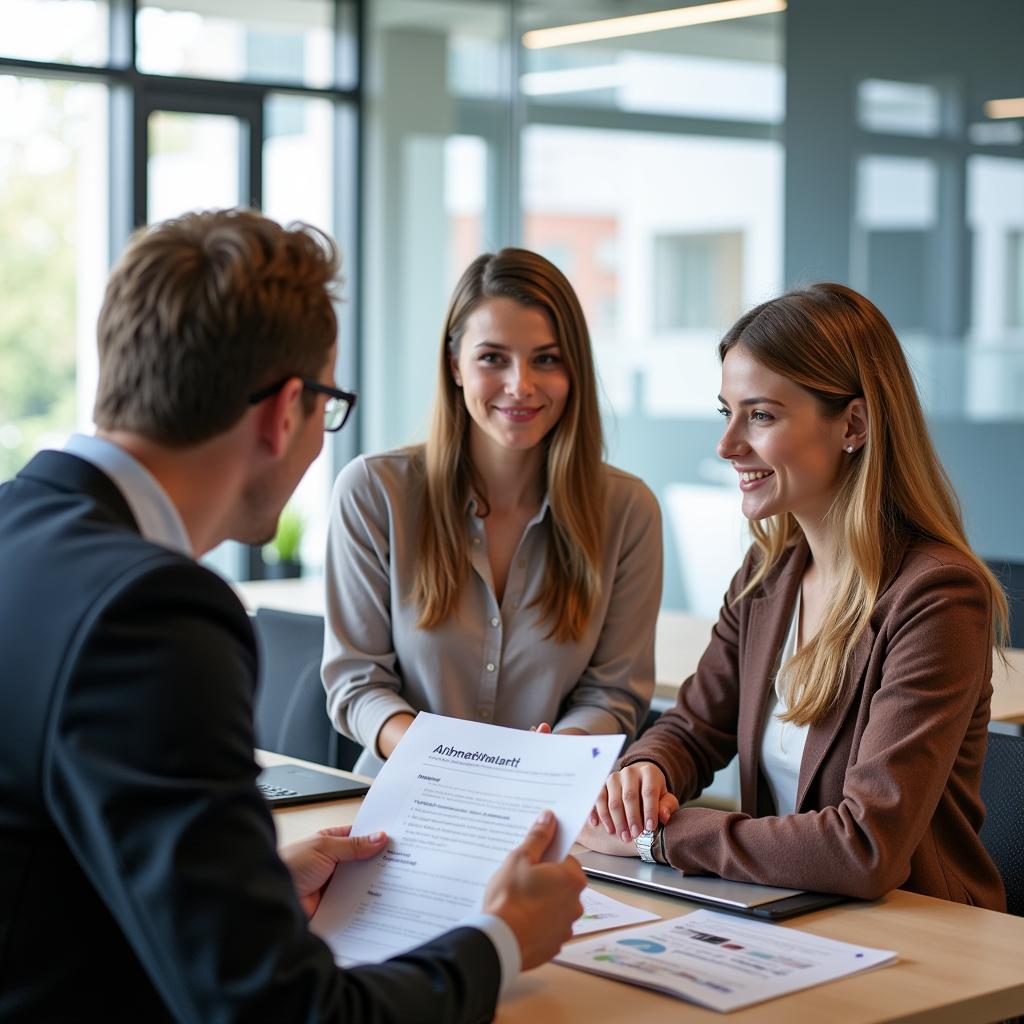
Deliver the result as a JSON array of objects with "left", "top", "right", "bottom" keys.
[{"left": 2, "top": 0, "right": 1022, "bottom": 617}]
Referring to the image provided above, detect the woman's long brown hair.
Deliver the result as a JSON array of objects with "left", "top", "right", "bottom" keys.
[
  {"left": 412, "top": 248, "right": 606, "bottom": 643},
  {"left": 721, "top": 283, "right": 1008, "bottom": 725}
]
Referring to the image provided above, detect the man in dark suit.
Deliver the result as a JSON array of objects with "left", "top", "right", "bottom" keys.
[{"left": 0, "top": 209, "right": 585, "bottom": 1022}]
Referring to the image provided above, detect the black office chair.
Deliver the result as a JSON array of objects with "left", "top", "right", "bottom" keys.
[
  {"left": 251, "top": 607, "right": 362, "bottom": 771},
  {"left": 986, "top": 560, "right": 1024, "bottom": 649},
  {"left": 979, "top": 731, "right": 1024, "bottom": 917}
]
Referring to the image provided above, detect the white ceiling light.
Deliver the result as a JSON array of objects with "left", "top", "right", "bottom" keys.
[
  {"left": 522, "top": 0, "right": 787, "bottom": 50},
  {"left": 985, "top": 97, "right": 1024, "bottom": 119}
]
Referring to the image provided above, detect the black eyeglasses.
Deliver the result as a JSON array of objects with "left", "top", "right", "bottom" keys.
[{"left": 248, "top": 377, "right": 358, "bottom": 433}]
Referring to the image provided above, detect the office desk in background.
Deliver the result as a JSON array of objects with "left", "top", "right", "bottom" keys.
[
  {"left": 260, "top": 750, "right": 1024, "bottom": 1024},
  {"left": 238, "top": 578, "right": 1024, "bottom": 725}
]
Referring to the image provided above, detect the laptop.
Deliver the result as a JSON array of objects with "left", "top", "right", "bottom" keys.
[
  {"left": 257, "top": 763, "right": 369, "bottom": 807},
  {"left": 576, "top": 849, "right": 845, "bottom": 920}
]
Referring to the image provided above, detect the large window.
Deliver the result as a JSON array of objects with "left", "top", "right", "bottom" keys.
[
  {"left": 0, "top": 76, "right": 108, "bottom": 481},
  {"left": 0, "top": 1, "right": 360, "bottom": 579}
]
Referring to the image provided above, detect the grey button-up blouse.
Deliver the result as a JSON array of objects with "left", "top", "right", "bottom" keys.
[{"left": 322, "top": 450, "right": 663, "bottom": 775}]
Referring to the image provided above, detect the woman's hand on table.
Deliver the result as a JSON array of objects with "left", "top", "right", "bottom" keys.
[
  {"left": 591, "top": 762, "right": 678, "bottom": 842},
  {"left": 280, "top": 825, "right": 388, "bottom": 918},
  {"left": 575, "top": 818, "right": 640, "bottom": 857},
  {"left": 377, "top": 711, "right": 416, "bottom": 758}
]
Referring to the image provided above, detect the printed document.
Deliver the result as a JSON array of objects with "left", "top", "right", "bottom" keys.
[
  {"left": 311, "top": 712, "right": 623, "bottom": 964},
  {"left": 573, "top": 888, "right": 661, "bottom": 937},
  {"left": 556, "top": 909, "right": 896, "bottom": 1012}
]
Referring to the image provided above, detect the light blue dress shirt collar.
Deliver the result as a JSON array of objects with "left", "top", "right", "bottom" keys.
[{"left": 63, "top": 433, "right": 192, "bottom": 556}]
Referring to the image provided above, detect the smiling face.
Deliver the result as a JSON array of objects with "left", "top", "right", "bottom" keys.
[
  {"left": 451, "top": 296, "right": 571, "bottom": 459},
  {"left": 717, "top": 344, "right": 855, "bottom": 527}
]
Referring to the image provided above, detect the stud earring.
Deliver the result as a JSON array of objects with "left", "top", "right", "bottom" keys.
[{"left": 845, "top": 445, "right": 855, "bottom": 453}]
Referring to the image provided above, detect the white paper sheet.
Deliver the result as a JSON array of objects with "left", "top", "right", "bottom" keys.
[
  {"left": 572, "top": 887, "right": 661, "bottom": 936},
  {"left": 556, "top": 909, "right": 897, "bottom": 1012},
  {"left": 310, "top": 712, "right": 624, "bottom": 964}
]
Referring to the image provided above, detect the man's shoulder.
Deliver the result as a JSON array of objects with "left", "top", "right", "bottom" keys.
[{"left": 1, "top": 463, "right": 248, "bottom": 649}]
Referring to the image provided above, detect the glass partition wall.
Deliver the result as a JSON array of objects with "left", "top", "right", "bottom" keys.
[
  {"left": 4, "top": 0, "right": 1024, "bottom": 594},
  {"left": 363, "top": 0, "right": 1024, "bottom": 615}
]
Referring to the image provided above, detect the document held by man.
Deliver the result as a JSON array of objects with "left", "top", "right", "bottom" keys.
[
  {"left": 555, "top": 909, "right": 897, "bottom": 1012},
  {"left": 310, "top": 712, "right": 624, "bottom": 964}
]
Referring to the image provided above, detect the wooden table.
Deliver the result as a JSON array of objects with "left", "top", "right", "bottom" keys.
[
  {"left": 991, "top": 647, "right": 1024, "bottom": 724},
  {"left": 261, "top": 751, "right": 1024, "bottom": 1024}
]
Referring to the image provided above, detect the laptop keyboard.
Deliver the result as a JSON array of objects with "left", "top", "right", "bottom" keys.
[{"left": 257, "top": 783, "right": 299, "bottom": 799}]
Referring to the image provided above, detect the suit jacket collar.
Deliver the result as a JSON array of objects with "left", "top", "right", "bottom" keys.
[{"left": 18, "top": 450, "right": 139, "bottom": 534}]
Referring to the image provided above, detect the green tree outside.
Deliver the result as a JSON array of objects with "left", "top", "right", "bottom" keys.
[{"left": 0, "top": 77, "right": 85, "bottom": 482}]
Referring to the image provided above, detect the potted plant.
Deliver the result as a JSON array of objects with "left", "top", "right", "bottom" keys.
[{"left": 262, "top": 503, "right": 304, "bottom": 579}]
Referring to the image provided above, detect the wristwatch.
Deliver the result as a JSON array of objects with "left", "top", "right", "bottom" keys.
[{"left": 635, "top": 827, "right": 663, "bottom": 864}]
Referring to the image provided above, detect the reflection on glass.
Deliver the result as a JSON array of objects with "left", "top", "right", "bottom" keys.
[
  {"left": 857, "top": 79, "right": 943, "bottom": 136},
  {"left": 855, "top": 155, "right": 937, "bottom": 334},
  {"left": 262, "top": 92, "right": 336, "bottom": 573},
  {"left": 147, "top": 111, "right": 241, "bottom": 224},
  {"left": 0, "top": 76, "right": 108, "bottom": 481},
  {"left": 263, "top": 94, "right": 333, "bottom": 229},
  {"left": 654, "top": 232, "right": 743, "bottom": 330},
  {"left": 1010, "top": 232, "right": 1024, "bottom": 330},
  {"left": 523, "top": 124, "right": 781, "bottom": 623},
  {"left": 448, "top": 26, "right": 507, "bottom": 98},
  {"left": 519, "top": 1, "right": 784, "bottom": 122},
  {"left": 523, "top": 125, "right": 781, "bottom": 419},
  {"left": 137, "top": 0, "right": 334, "bottom": 88},
  {"left": 965, "top": 155, "right": 1024, "bottom": 421},
  {"left": 445, "top": 135, "right": 488, "bottom": 287},
  {"left": 363, "top": 0, "right": 512, "bottom": 455},
  {"left": 523, "top": 50, "right": 784, "bottom": 123},
  {"left": 0, "top": 0, "right": 108, "bottom": 65}
]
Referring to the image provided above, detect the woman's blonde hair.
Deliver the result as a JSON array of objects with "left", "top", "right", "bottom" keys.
[
  {"left": 412, "top": 248, "right": 605, "bottom": 643},
  {"left": 720, "top": 283, "right": 1009, "bottom": 726}
]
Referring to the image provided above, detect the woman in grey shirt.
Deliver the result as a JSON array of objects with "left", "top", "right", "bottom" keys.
[{"left": 322, "top": 248, "right": 663, "bottom": 775}]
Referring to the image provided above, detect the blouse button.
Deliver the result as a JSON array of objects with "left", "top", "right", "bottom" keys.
[
  {"left": 490, "top": 617, "right": 500, "bottom": 627},
  {"left": 486, "top": 662, "right": 496, "bottom": 673}
]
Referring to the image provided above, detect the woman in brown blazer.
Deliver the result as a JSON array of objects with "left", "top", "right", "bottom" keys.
[{"left": 578, "top": 283, "right": 1008, "bottom": 911}]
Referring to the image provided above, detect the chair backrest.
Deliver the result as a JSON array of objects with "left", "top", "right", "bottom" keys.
[
  {"left": 251, "top": 607, "right": 362, "bottom": 771},
  {"left": 979, "top": 730, "right": 1024, "bottom": 916},
  {"left": 986, "top": 559, "right": 1024, "bottom": 649}
]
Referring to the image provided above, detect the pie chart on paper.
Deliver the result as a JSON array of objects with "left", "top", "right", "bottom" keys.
[{"left": 617, "top": 938, "right": 667, "bottom": 954}]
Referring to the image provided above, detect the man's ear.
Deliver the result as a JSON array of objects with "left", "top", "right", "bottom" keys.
[
  {"left": 842, "top": 396, "right": 869, "bottom": 454},
  {"left": 255, "top": 377, "right": 304, "bottom": 457}
]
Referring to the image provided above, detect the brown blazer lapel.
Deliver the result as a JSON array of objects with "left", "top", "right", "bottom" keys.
[
  {"left": 738, "top": 540, "right": 809, "bottom": 812},
  {"left": 795, "top": 623, "right": 875, "bottom": 811},
  {"left": 794, "top": 538, "right": 908, "bottom": 811}
]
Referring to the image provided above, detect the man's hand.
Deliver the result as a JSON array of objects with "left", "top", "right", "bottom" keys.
[
  {"left": 483, "top": 811, "right": 586, "bottom": 970},
  {"left": 280, "top": 826, "right": 388, "bottom": 918},
  {"left": 591, "top": 762, "right": 678, "bottom": 841}
]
